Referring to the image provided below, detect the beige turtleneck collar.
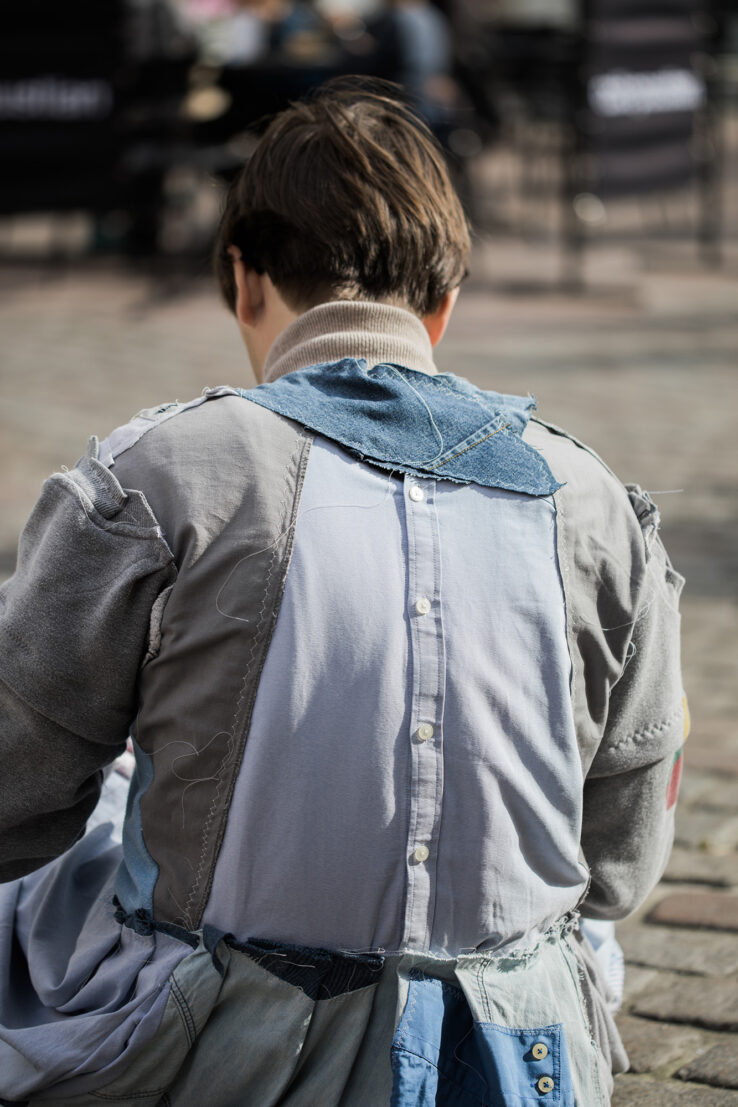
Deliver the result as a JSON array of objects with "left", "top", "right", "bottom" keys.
[{"left": 262, "top": 301, "right": 438, "bottom": 384}]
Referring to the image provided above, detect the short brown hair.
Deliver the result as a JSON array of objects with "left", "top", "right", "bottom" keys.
[{"left": 215, "top": 78, "right": 470, "bottom": 317}]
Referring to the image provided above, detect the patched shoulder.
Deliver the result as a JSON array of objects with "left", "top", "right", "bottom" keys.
[
  {"left": 525, "top": 416, "right": 620, "bottom": 483},
  {"left": 97, "top": 386, "right": 243, "bottom": 468},
  {"left": 525, "top": 418, "right": 676, "bottom": 572},
  {"left": 524, "top": 416, "right": 636, "bottom": 518},
  {"left": 101, "top": 389, "right": 310, "bottom": 567}
]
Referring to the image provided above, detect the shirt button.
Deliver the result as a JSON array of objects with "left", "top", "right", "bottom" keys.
[
  {"left": 416, "top": 723, "right": 434, "bottom": 742},
  {"left": 413, "top": 845, "right": 430, "bottom": 863},
  {"left": 415, "top": 596, "right": 431, "bottom": 615},
  {"left": 532, "top": 1043, "right": 549, "bottom": 1060},
  {"left": 408, "top": 485, "right": 424, "bottom": 502},
  {"left": 537, "top": 1076, "right": 555, "bottom": 1094}
]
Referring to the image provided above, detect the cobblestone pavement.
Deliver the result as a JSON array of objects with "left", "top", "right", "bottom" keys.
[{"left": 1, "top": 227, "right": 737, "bottom": 1103}]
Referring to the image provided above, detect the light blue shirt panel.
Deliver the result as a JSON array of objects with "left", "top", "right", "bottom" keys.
[
  {"left": 205, "top": 438, "right": 587, "bottom": 955},
  {"left": 430, "top": 484, "right": 588, "bottom": 954},
  {"left": 205, "top": 439, "right": 413, "bottom": 951}
]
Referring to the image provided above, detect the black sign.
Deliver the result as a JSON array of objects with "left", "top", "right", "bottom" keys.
[
  {"left": 0, "top": 1, "right": 125, "bottom": 214},
  {"left": 579, "top": 2, "right": 709, "bottom": 196}
]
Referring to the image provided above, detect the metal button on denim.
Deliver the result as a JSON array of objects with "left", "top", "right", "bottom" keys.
[
  {"left": 537, "top": 1076, "right": 555, "bottom": 1094},
  {"left": 416, "top": 724, "right": 434, "bottom": 742},
  {"left": 532, "top": 1043, "right": 549, "bottom": 1060},
  {"left": 415, "top": 596, "right": 431, "bottom": 615},
  {"left": 413, "top": 845, "right": 430, "bottom": 863},
  {"left": 409, "top": 485, "right": 424, "bottom": 502}
]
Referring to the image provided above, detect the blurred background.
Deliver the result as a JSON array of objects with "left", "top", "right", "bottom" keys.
[{"left": 1, "top": 5, "right": 737, "bottom": 1095}]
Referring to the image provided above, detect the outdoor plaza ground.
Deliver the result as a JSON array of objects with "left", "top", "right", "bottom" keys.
[{"left": 1, "top": 203, "right": 737, "bottom": 1100}]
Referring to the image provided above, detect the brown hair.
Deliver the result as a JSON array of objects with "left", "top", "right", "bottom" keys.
[{"left": 214, "top": 77, "right": 470, "bottom": 317}]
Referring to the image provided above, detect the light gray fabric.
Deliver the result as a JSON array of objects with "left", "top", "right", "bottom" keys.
[
  {"left": 111, "top": 397, "right": 313, "bottom": 928},
  {"left": 0, "top": 450, "right": 176, "bottom": 882},
  {"left": 524, "top": 418, "right": 685, "bottom": 918}
]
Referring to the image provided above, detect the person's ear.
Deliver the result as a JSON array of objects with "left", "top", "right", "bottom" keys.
[
  {"left": 228, "top": 245, "right": 266, "bottom": 329},
  {"left": 422, "top": 287, "right": 459, "bottom": 348}
]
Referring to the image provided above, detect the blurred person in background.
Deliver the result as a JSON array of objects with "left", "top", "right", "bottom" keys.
[
  {"left": 197, "top": 0, "right": 335, "bottom": 64},
  {"left": 369, "top": 0, "right": 456, "bottom": 130},
  {"left": 0, "top": 78, "right": 686, "bottom": 1107},
  {"left": 218, "top": 0, "right": 276, "bottom": 65}
]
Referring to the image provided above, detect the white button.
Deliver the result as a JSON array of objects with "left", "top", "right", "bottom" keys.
[
  {"left": 532, "top": 1043, "right": 548, "bottom": 1061},
  {"left": 416, "top": 723, "right": 434, "bottom": 742},
  {"left": 413, "top": 845, "right": 430, "bottom": 863},
  {"left": 537, "top": 1076, "right": 555, "bottom": 1094},
  {"left": 415, "top": 596, "right": 431, "bottom": 615},
  {"left": 409, "top": 485, "right": 424, "bottom": 502}
]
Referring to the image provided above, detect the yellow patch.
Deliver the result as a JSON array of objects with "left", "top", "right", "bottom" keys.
[{"left": 682, "top": 694, "right": 691, "bottom": 742}]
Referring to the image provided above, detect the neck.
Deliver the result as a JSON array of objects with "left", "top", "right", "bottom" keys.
[{"left": 262, "top": 301, "right": 438, "bottom": 383}]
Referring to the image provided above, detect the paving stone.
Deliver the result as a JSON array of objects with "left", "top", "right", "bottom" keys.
[
  {"left": 649, "top": 893, "right": 738, "bottom": 932},
  {"left": 615, "top": 1015, "right": 704, "bottom": 1073},
  {"left": 687, "top": 746, "right": 738, "bottom": 779},
  {"left": 696, "top": 780, "right": 738, "bottom": 814},
  {"left": 622, "top": 965, "right": 659, "bottom": 1003},
  {"left": 678, "top": 1042, "right": 738, "bottom": 1089},
  {"left": 674, "top": 811, "right": 738, "bottom": 851},
  {"left": 680, "top": 771, "right": 730, "bottom": 806},
  {"left": 620, "top": 925, "right": 738, "bottom": 975},
  {"left": 664, "top": 847, "right": 738, "bottom": 888},
  {"left": 630, "top": 975, "right": 738, "bottom": 1031},
  {"left": 612, "top": 1075, "right": 738, "bottom": 1105}
]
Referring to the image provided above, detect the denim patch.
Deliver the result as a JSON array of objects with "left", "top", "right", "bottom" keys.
[
  {"left": 391, "top": 973, "right": 575, "bottom": 1107},
  {"left": 241, "top": 359, "right": 561, "bottom": 496}
]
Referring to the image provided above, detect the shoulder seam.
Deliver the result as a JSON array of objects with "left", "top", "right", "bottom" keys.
[
  {"left": 98, "top": 387, "right": 242, "bottom": 468},
  {"left": 530, "top": 416, "right": 620, "bottom": 482}
]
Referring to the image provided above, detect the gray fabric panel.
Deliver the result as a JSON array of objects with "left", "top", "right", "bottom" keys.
[
  {"left": 0, "top": 454, "right": 175, "bottom": 741},
  {"left": 524, "top": 418, "right": 648, "bottom": 770},
  {"left": 524, "top": 419, "right": 685, "bottom": 921},
  {"left": 111, "top": 398, "right": 313, "bottom": 929},
  {"left": 42, "top": 940, "right": 382, "bottom": 1107},
  {"left": 0, "top": 453, "right": 176, "bottom": 882},
  {"left": 0, "top": 679, "right": 104, "bottom": 882},
  {"left": 166, "top": 955, "right": 380, "bottom": 1107},
  {"left": 583, "top": 517, "right": 684, "bottom": 917}
]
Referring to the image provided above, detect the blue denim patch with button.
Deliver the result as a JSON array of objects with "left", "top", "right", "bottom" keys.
[{"left": 391, "top": 973, "right": 575, "bottom": 1106}]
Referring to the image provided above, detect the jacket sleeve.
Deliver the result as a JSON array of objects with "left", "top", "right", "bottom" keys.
[
  {"left": 580, "top": 501, "right": 686, "bottom": 919},
  {"left": 0, "top": 440, "right": 177, "bottom": 882}
]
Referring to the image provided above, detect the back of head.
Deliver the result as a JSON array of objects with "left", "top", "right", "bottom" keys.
[{"left": 215, "top": 77, "right": 470, "bottom": 317}]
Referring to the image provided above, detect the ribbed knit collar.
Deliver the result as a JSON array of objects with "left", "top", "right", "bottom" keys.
[{"left": 262, "top": 301, "right": 437, "bottom": 383}]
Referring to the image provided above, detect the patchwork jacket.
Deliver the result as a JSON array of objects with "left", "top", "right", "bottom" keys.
[{"left": 0, "top": 302, "right": 685, "bottom": 1105}]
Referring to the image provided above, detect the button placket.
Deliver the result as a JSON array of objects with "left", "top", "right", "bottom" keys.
[{"left": 402, "top": 475, "right": 445, "bottom": 950}]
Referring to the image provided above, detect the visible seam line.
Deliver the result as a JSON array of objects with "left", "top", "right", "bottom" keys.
[
  {"left": 170, "top": 976, "right": 197, "bottom": 1045},
  {"left": 429, "top": 425, "right": 511, "bottom": 469}
]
